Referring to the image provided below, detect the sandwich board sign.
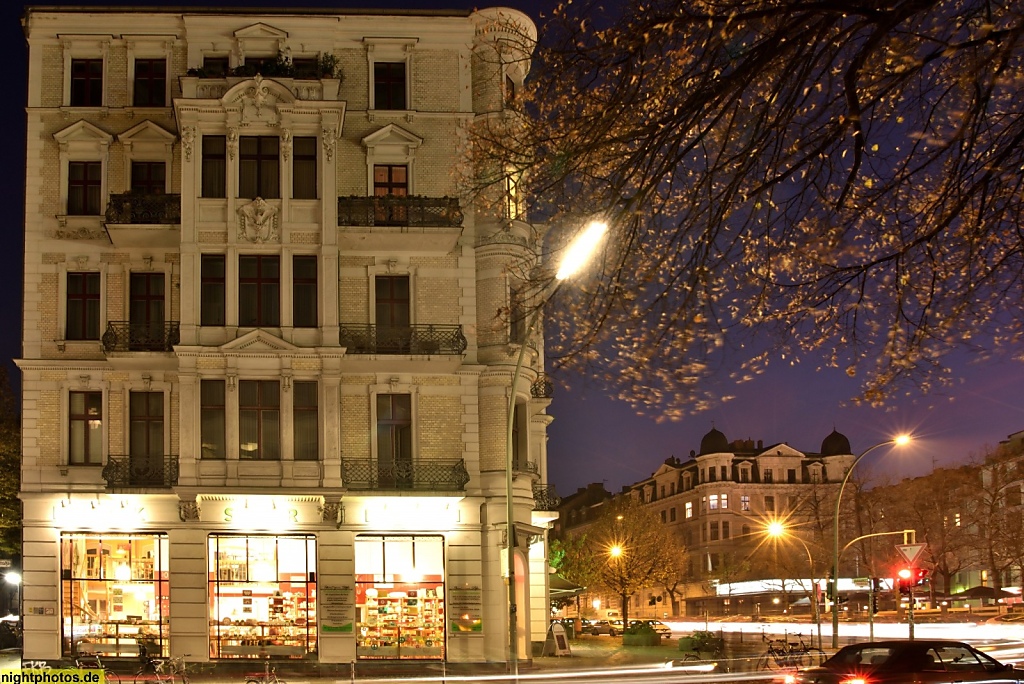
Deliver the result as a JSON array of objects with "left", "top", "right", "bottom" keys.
[{"left": 896, "top": 543, "right": 926, "bottom": 566}]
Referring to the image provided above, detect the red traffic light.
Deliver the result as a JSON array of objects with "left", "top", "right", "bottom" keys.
[{"left": 897, "top": 568, "right": 912, "bottom": 580}]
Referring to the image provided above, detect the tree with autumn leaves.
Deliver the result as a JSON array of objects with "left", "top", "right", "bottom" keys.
[
  {"left": 467, "top": 0, "right": 1024, "bottom": 418},
  {"left": 0, "top": 367, "right": 20, "bottom": 557}
]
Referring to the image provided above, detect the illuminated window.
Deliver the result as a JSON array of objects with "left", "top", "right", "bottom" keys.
[
  {"left": 69, "top": 391, "right": 102, "bottom": 465},
  {"left": 208, "top": 535, "right": 317, "bottom": 659},
  {"left": 709, "top": 494, "right": 719, "bottom": 511},
  {"left": 721, "top": 494, "right": 729, "bottom": 509},
  {"left": 61, "top": 533, "right": 169, "bottom": 658},
  {"left": 685, "top": 502, "right": 693, "bottom": 519}
]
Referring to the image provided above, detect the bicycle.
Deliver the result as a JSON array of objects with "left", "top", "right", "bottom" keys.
[
  {"left": 245, "top": 656, "right": 286, "bottom": 684},
  {"left": 75, "top": 653, "right": 120, "bottom": 684},
  {"left": 757, "top": 633, "right": 824, "bottom": 670},
  {"left": 133, "top": 654, "right": 190, "bottom": 684},
  {"left": 681, "top": 630, "right": 725, "bottom": 662}
]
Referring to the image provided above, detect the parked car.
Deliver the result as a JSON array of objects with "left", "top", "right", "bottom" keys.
[
  {"left": 630, "top": 619, "right": 672, "bottom": 636},
  {"left": 783, "top": 639, "right": 1024, "bottom": 683},
  {"left": 582, "top": 619, "right": 619, "bottom": 636}
]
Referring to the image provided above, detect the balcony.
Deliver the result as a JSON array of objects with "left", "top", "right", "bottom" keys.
[
  {"left": 340, "top": 324, "right": 466, "bottom": 356},
  {"left": 337, "top": 196, "right": 463, "bottom": 253},
  {"left": 102, "top": 322, "right": 180, "bottom": 353},
  {"left": 531, "top": 373, "right": 554, "bottom": 399},
  {"left": 102, "top": 455, "right": 179, "bottom": 489},
  {"left": 533, "top": 484, "right": 561, "bottom": 511},
  {"left": 341, "top": 458, "right": 470, "bottom": 491},
  {"left": 104, "top": 193, "right": 181, "bottom": 247}
]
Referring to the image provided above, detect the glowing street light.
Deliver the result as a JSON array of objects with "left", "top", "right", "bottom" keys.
[
  {"left": 506, "top": 219, "right": 608, "bottom": 674},
  {"left": 831, "top": 434, "right": 912, "bottom": 648}
]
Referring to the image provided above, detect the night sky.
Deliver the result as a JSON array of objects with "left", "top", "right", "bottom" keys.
[{"left": 5, "top": 0, "right": 1023, "bottom": 497}]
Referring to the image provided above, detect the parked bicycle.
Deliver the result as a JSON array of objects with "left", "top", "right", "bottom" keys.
[
  {"left": 133, "top": 654, "right": 190, "bottom": 684},
  {"left": 75, "top": 653, "right": 120, "bottom": 684},
  {"left": 681, "top": 630, "right": 725, "bottom": 662},
  {"left": 245, "top": 656, "right": 286, "bottom": 684},
  {"left": 757, "top": 633, "right": 826, "bottom": 670}
]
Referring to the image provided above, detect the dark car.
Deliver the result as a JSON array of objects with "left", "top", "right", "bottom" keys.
[{"left": 784, "top": 640, "right": 1024, "bottom": 683}]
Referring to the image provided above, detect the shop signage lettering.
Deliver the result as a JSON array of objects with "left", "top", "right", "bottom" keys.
[
  {"left": 222, "top": 506, "right": 299, "bottom": 523},
  {"left": 320, "top": 585, "right": 354, "bottom": 633},
  {"left": 448, "top": 586, "right": 483, "bottom": 633}
]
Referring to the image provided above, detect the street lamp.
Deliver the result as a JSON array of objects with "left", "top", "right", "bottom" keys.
[
  {"left": 766, "top": 522, "right": 821, "bottom": 649},
  {"left": 830, "top": 434, "right": 911, "bottom": 648},
  {"left": 505, "top": 220, "right": 608, "bottom": 675}
]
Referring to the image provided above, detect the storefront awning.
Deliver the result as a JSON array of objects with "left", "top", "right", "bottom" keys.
[{"left": 549, "top": 574, "right": 586, "bottom": 599}]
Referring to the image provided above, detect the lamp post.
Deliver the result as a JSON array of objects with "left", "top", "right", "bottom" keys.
[
  {"left": 830, "top": 435, "right": 911, "bottom": 648},
  {"left": 505, "top": 220, "right": 608, "bottom": 675},
  {"left": 766, "top": 522, "right": 821, "bottom": 649}
]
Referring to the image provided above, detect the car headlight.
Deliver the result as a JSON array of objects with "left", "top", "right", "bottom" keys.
[{"left": 840, "top": 679, "right": 867, "bottom": 684}]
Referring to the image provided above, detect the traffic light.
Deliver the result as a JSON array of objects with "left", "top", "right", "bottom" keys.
[
  {"left": 896, "top": 567, "right": 913, "bottom": 594},
  {"left": 870, "top": 578, "right": 882, "bottom": 614},
  {"left": 913, "top": 568, "right": 929, "bottom": 586},
  {"left": 825, "top": 578, "right": 835, "bottom": 601}
]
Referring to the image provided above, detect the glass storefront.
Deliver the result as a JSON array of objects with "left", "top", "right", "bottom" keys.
[
  {"left": 61, "top": 533, "right": 169, "bottom": 658},
  {"left": 355, "top": 535, "right": 445, "bottom": 660},
  {"left": 208, "top": 535, "right": 317, "bottom": 659}
]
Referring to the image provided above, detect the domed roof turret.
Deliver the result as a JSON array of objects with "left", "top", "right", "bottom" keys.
[
  {"left": 699, "top": 427, "right": 729, "bottom": 455},
  {"left": 821, "top": 429, "right": 852, "bottom": 456}
]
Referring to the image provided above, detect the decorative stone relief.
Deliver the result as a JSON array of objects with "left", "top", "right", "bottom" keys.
[
  {"left": 178, "top": 501, "right": 200, "bottom": 522},
  {"left": 320, "top": 501, "right": 341, "bottom": 524},
  {"left": 281, "top": 129, "right": 292, "bottom": 161},
  {"left": 181, "top": 126, "right": 195, "bottom": 162},
  {"left": 227, "top": 127, "right": 239, "bottom": 160},
  {"left": 322, "top": 127, "right": 337, "bottom": 162},
  {"left": 54, "top": 228, "right": 108, "bottom": 241},
  {"left": 237, "top": 198, "right": 279, "bottom": 243}
]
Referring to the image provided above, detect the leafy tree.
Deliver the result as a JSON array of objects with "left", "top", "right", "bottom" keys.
[
  {"left": 0, "top": 367, "right": 20, "bottom": 557},
  {"left": 467, "top": 0, "right": 1024, "bottom": 417},
  {"left": 586, "top": 497, "right": 679, "bottom": 625},
  {"left": 549, "top": 534, "right": 601, "bottom": 618}
]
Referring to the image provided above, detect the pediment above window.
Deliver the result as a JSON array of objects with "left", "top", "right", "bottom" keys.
[
  {"left": 54, "top": 120, "right": 112, "bottom": 154},
  {"left": 362, "top": 124, "right": 422, "bottom": 155},
  {"left": 221, "top": 329, "right": 299, "bottom": 353},
  {"left": 234, "top": 22, "right": 289, "bottom": 40},
  {"left": 118, "top": 120, "right": 177, "bottom": 155},
  {"left": 222, "top": 75, "right": 297, "bottom": 126}
]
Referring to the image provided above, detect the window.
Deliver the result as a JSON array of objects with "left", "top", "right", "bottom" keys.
[
  {"left": 505, "top": 73, "right": 516, "bottom": 106},
  {"left": 69, "top": 391, "right": 102, "bottom": 465},
  {"left": 373, "top": 164, "right": 408, "bottom": 225},
  {"left": 722, "top": 521, "right": 730, "bottom": 539},
  {"left": 133, "top": 58, "right": 166, "bottom": 107},
  {"left": 764, "top": 495, "right": 775, "bottom": 512},
  {"left": 200, "top": 379, "right": 225, "bottom": 460},
  {"left": 740, "top": 495, "right": 750, "bottom": 511},
  {"left": 375, "top": 276, "right": 411, "bottom": 351},
  {"left": 129, "top": 392, "right": 165, "bottom": 485},
  {"left": 130, "top": 161, "right": 165, "bottom": 195},
  {"left": 201, "top": 136, "right": 227, "bottom": 198},
  {"left": 239, "top": 255, "right": 280, "bottom": 327},
  {"left": 70, "top": 59, "right": 103, "bottom": 107},
  {"left": 293, "top": 381, "right": 318, "bottom": 461},
  {"left": 720, "top": 465, "right": 728, "bottom": 480},
  {"left": 660, "top": 485, "right": 665, "bottom": 498},
  {"left": 68, "top": 161, "right": 102, "bottom": 215},
  {"left": 66, "top": 272, "right": 100, "bottom": 340},
  {"left": 505, "top": 173, "right": 523, "bottom": 220},
  {"left": 788, "top": 468, "right": 798, "bottom": 483},
  {"left": 670, "top": 482, "right": 676, "bottom": 495},
  {"left": 129, "top": 273, "right": 165, "bottom": 350},
  {"left": 741, "top": 524, "right": 750, "bottom": 537},
  {"left": 201, "top": 255, "right": 226, "bottom": 326},
  {"left": 293, "top": 58, "right": 319, "bottom": 79},
  {"left": 763, "top": 468, "right": 774, "bottom": 483},
  {"left": 508, "top": 286, "right": 526, "bottom": 343},
  {"left": 740, "top": 468, "right": 749, "bottom": 483},
  {"left": 708, "top": 467, "right": 717, "bottom": 482},
  {"left": 660, "top": 511, "right": 666, "bottom": 523},
  {"left": 239, "top": 380, "right": 280, "bottom": 460},
  {"left": 377, "top": 394, "right": 412, "bottom": 487},
  {"left": 61, "top": 534, "right": 169, "bottom": 658},
  {"left": 669, "top": 507, "right": 676, "bottom": 522},
  {"left": 709, "top": 522, "right": 719, "bottom": 541},
  {"left": 208, "top": 535, "right": 317, "bottom": 659},
  {"left": 721, "top": 494, "right": 729, "bottom": 509},
  {"left": 701, "top": 525, "right": 707, "bottom": 543},
  {"left": 292, "top": 256, "right": 318, "bottom": 328},
  {"left": 239, "top": 136, "right": 280, "bottom": 199},
  {"left": 202, "top": 56, "right": 229, "bottom": 77},
  {"left": 292, "top": 137, "right": 318, "bottom": 199},
  {"left": 685, "top": 502, "right": 693, "bottom": 519},
  {"left": 810, "top": 469, "right": 821, "bottom": 483},
  {"left": 700, "top": 496, "right": 707, "bottom": 513},
  {"left": 709, "top": 494, "right": 719, "bottom": 511},
  {"left": 511, "top": 404, "right": 527, "bottom": 470},
  {"left": 373, "top": 62, "right": 406, "bottom": 110}
]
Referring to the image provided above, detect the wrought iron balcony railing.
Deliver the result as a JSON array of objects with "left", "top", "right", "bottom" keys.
[
  {"left": 531, "top": 373, "right": 554, "bottom": 399},
  {"left": 102, "top": 322, "right": 180, "bottom": 352},
  {"left": 513, "top": 459, "right": 539, "bottom": 475},
  {"left": 341, "top": 458, "right": 470, "bottom": 491},
  {"left": 105, "top": 193, "right": 181, "bottom": 224},
  {"left": 533, "top": 484, "right": 561, "bottom": 511},
  {"left": 103, "top": 455, "right": 179, "bottom": 488},
  {"left": 337, "top": 196, "right": 463, "bottom": 228},
  {"left": 340, "top": 324, "right": 467, "bottom": 355}
]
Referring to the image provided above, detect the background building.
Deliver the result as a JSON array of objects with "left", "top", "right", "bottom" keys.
[{"left": 18, "top": 6, "right": 559, "bottom": 667}]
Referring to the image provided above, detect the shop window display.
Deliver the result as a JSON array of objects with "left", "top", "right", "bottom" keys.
[
  {"left": 61, "top": 533, "right": 169, "bottom": 658},
  {"left": 355, "top": 535, "right": 445, "bottom": 660},
  {"left": 208, "top": 535, "right": 317, "bottom": 659}
]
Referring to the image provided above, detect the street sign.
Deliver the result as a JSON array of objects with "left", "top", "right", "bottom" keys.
[
  {"left": 896, "top": 543, "right": 926, "bottom": 565},
  {"left": 0, "top": 560, "right": 11, "bottom": 568}
]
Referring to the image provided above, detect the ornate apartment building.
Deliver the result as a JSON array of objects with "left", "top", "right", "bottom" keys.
[
  {"left": 18, "top": 6, "right": 558, "bottom": 667},
  {"left": 558, "top": 427, "right": 856, "bottom": 617}
]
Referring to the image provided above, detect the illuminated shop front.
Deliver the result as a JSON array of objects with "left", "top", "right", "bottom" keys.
[
  {"left": 208, "top": 535, "right": 318, "bottom": 659},
  {"left": 355, "top": 535, "right": 445, "bottom": 660},
  {"left": 61, "top": 533, "right": 169, "bottom": 658}
]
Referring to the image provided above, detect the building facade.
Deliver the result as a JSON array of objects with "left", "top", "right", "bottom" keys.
[
  {"left": 558, "top": 428, "right": 856, "bottom": 618},
  {"left": 19, "top": 6, "right": 558, "bottom": 667}
]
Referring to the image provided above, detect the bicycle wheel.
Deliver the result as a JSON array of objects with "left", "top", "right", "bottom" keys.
[
  {"left": 756, "top": 653, "right": 773, "bottom": 670},
  {"left": 765, "top": 652, "right": 785, "bottom": 671},
  {"left": 102, "top": 670, "right": 120, "bottom": 684},
  {"left": 682, "top": 652, "right": 699, "bottom": 662},
  {"left": 245, "top": 678, "right": 263, "bottom": 684}
]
